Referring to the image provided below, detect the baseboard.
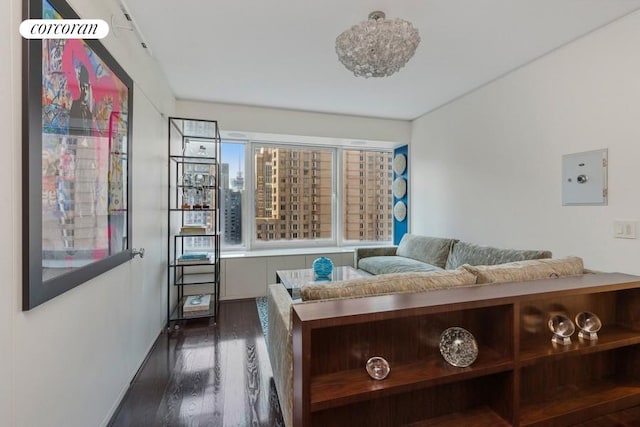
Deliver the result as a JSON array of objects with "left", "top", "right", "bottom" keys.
[{"left": 100, "top": 329, "right": 163, "bottom": 427}]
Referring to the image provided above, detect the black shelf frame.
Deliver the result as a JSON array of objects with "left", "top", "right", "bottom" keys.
[{"left": 166, "top": 117, "right": 221, "bottom": 328}]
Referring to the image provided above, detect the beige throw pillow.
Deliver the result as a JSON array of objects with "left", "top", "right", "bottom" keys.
[
  {"left": 461, "top": 257, "right": 584, "bottom": 285},
  {"left": 300, "top": 267, "right": 477, "bottom": 301}
]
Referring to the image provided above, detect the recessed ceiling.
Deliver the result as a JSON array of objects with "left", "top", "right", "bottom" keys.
[{"left": 124, "top": 0, "right": 640, "bottom": 120}]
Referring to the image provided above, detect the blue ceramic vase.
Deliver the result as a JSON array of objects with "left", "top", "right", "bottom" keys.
[{"left": 312, "top": 257, "right": 334, "bottom": 278}]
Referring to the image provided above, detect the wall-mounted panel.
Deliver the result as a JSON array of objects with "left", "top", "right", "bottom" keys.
[{"left": 562, "top": 149, "right": 608, "bottom": 206}]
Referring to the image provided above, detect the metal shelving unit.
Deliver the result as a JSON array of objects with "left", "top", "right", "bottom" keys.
[{"left": 167, "top": 117, "right": 221, "bottom": 328}]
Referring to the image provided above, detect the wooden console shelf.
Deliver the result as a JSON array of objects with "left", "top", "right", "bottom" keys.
[
  {"left": 404, "top": 405, "right": 511, "bottom": 427},
  {"left": 520, "top": 380, "right": 640, "bottom": 426},
  {"left": 292, "top": 273, "right": 640, "bottom": 426},
  {"left": 311, "top": 349, "right": 513, "bottom": 412}
]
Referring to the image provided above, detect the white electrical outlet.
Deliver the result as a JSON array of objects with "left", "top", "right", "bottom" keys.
[{"left": 613, "top": 221, "right": 637, "bottom": 239}]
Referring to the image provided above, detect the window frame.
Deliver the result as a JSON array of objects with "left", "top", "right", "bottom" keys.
[
  {"left": 249, "top": 142, "right": 337, "bottom": 250},
  {"left": 338, "top": 147, "right": 394, "bottom": 247}
]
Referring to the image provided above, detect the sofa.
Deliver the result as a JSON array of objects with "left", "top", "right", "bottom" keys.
[
  {"left": 267, "top": 236, "right": 584, "bottom": 427},
  {"left": 355, "top": 234, "right": 553, "bottom": 275}
]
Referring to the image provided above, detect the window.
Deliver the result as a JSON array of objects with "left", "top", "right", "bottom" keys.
[
  {"left": 183, "top": 141, "right": 246, "bottom": 252},
  {"left": 254, "top": 145, "right": 333, "bottom": 246},
  {"left": 342, "top": 149, "right": 393, "bottom": 243},
  {"left": 220, "top": 142, "right": 245, "bottom": 249},
  {"left": 206, "top": 140, "right": 394, "bottom": 251}
]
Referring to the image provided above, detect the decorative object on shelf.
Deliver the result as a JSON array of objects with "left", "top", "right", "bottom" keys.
[
  {"left": 522, "top": 306, "right": 544, "bottom": 334},
  {"left": 575, "top": 311, "right": 602, "bottom": 341},
  {"left": 393, "top": 201, "right": 407, "bottom": 222},
  {"left": 439, "top": 327, "right": 478, "bottom": 367},
  {"left": 177, "top": 253, "right": 212, "bottom": 265},
  {"left": 180, "top": 225, "right": 207, "bottom": 234},
  {"left": 365, "top": 356, "right": 390, "bottom": 380},
  {"left": 183, "top": 294, "right": 211, "bottom": 313},
  {"left": 335, "top": 11, "right": 420, "bottom": 78},
  {"left": 312, "top": 257, "right": 334, "bottom": 279},
  {"left": 393, "top": 153, "right": 407, "bottom": 175},
  {"left": 548, "top": 314, "right": 575, "bottom": 345},
  {"left": 392, "top": 177, "right": 407, "bottom": 198},
  {"left": 22, "top": 0, "right": 134, "bottom": 310}
]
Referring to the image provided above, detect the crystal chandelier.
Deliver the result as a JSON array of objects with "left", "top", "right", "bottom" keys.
[{"left": 335, "top": 11, "right": 420, "bottom": 78}]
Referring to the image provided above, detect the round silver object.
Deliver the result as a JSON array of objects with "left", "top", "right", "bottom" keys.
[
  {"left": 366, "top": 356, "right": 390, "bottom": 380},
  {"left": 439, "top": 327, "right": 478, "bottom": 368}
]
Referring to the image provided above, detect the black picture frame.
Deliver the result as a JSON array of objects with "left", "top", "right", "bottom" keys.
[{"left": 22, "top": 0, "right": 134, "bottom": 310}]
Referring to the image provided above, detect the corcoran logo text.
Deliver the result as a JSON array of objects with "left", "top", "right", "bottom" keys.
[{"left": 20, "top": 19, "right": 109, "bottom": 39}]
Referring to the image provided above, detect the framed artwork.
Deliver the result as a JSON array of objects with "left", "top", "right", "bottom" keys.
[{"left": 23, "top": 0, "right": 134, "bottom": 309}]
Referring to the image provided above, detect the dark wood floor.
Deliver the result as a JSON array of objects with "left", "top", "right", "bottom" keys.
[{"left": 109, "top": 299, "right": 284, "bottom": 427}]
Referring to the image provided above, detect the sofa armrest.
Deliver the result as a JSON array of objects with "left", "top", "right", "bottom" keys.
[
  {"left": 267, "top": 284, "right": 295, "bottom": 427},
  {"left": 354, "top": 246, "right": 398, "bottom": 267}
]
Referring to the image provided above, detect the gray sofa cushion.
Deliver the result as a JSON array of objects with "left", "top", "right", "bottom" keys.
[
  {"left": 396, "top": 234, "right": 458, "bottom": 268},
  {"left": 446, "top": 241, "right": 552, "bottom": 270},
  {"left": 358, "top": 256, "right": 443, "bottom": 275}
]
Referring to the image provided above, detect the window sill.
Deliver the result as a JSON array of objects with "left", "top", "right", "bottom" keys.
[{"left": 220, "top": 246, "right": 360, "bottom": 259}]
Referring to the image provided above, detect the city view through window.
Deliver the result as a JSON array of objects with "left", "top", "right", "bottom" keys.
[
  {"left": 190, "top": 142, "right": 394, "bottom": 251},
  {"left": 342, "top": 150, "right": 393, "bottom": 241},
  {"left": 220, "top": 142, "right": 245, "bottom": 249},
  {"left": 254, "top": 146, "right": 333, "bottom": 243}
]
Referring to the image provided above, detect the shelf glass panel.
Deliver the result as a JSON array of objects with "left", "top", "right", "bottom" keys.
[
  {"left": 169, "top": 293, "right": 217, "bottom": 322},
  {"left": 175, "top": 272, "right": 218, "bottom": 286},
  {"left": 170, "top": 155, "right": 218, "bottom": 165}
]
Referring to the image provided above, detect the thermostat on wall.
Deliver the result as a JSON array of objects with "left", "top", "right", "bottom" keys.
[{"left": 562, "top": 149, "right": 608, "bottom": 206}]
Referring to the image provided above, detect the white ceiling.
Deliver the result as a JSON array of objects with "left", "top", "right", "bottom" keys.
[{"left": 124, "top": 0, "right": 640, "bottom": 120}]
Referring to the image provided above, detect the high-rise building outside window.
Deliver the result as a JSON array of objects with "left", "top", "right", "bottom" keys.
[
  {"left": 343, "top": 149, "right": 393, "bottom": 242},
  {"left": 254, "top": 145, "right": 333, "bottom": 244},
  {"left": 220, "top": 142, "right": 245, "bottom": 250}
]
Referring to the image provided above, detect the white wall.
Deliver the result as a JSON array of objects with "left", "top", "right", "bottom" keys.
[
  {"left": 3, "top": 0, "right": 175, "bottom": 425},
  {"left": 177, "top": 100, "right": 412, "bottom": 145},
  {"left": 410, "top": 11, "right": 640, "bottom": 274},
  {"left": 0, "top": 0, "right": 16, "bottom": 425}
]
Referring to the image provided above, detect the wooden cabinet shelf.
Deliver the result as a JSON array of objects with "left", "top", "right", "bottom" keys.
[
  {"left": 292, "top": 273, "right": 640, "bottom": 426},
  {"left": 404, "top": 405, "right": 511, "bottom": 427},
  {"left": 311, "top": 347, "right": 513, "bottom": 412},
  {"left": 520, "top": 379, "right": 640, "bottom": 426},
  {"left": 519, "top": 324, "right": 640, "bottom": 366}
]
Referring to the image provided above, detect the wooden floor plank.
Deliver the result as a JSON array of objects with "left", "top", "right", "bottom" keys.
[{"left": 109, "top": 299, "right": 283, "bottom": 427}]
